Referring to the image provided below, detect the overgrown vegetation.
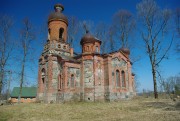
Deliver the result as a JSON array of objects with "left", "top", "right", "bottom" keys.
[{"left": 0, "top": 97, "right": 180, "bottom": 121}]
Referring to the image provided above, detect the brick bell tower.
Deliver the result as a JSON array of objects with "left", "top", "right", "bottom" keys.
[{"left": 37, "top": 4, "right": 73, "bottom": 103}]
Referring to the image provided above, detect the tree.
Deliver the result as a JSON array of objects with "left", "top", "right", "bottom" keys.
[
  {"left": 159, "top": 75, "right": 180, "bottom": 97},
  {"left": 175, "top": 8, "right": 180, "bottom": 53},
  {"left": 67, "top": 16, "right": 79, "bottom": 47},
  {"left": 0, "top": 15, "right": 13, "bottom": 98},
  {"left": 112, "top": 10, "right": 135, "bottom": 48},
  {"left": 161, "top": 77, "right": 175, "bottom": 95},
  {"left": 175, "top": 8, "right": 180, "bottom": 36},
  {"left": 108, "top": 26, "right": 116, "bottom": 52},
  {"left": 18, "top": 18, "right": 35, "bottom": 103},
  {"left": 134, "top": 74, "right": 140, "bottom": 92},
  {"left": 174, "top": 75, "right": 180, "bottom": 95},
  {"left": 137, "top": 0, "right": 173, "bottom": 99},
  {"left": 95, "top": 22, "right": 108, "bottom": 54},
  {"left": 81, "top": 20, "right": 94, "bottom": 34}
]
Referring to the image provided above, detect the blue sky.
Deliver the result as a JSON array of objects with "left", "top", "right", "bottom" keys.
[{"left": 0, "top": 0, "right": 179, "bottom": 92}]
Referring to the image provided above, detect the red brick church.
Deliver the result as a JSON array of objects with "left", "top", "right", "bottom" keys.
[{"left": 37, "top": 4, "right": 136, "bottom": 103}]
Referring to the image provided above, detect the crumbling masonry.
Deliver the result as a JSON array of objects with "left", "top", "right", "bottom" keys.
[{"left": 37, "top": 4, "right": 136, "bottom": 103}]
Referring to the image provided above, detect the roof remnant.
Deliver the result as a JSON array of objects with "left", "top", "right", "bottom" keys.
[{"left": 11, "top": 87, "right": 37, "bottom": 98}]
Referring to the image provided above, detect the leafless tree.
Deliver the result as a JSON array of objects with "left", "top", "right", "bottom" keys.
[
  {"left": 137, "top": 0, "right": 173, "bottom": 99},
  {"left": 108, "top": 26, "right": 116, "bottom": 52},
  {"left": 18, "top": 18, "right": 35, "bottom": 103},
  {"left": 175, "top": 8, "right": 180, "bottom": 36},
  {"left": 0, "top": 15, "right": 13, "bottom": 98},
  {"left": 175, "top": 8, "right": 180, "bottom": 53},
  {"left": 159, "top": 77, "right": 175, "bottom": 95},
  {"left": 95, "top": 22, "right": 108, "bottom": 54},
  {"left": 39, "top": 22, "right": 48, "bottom": 46},
  {"left": 81, "top": 20, "right": 94, "bottom": 34},
  {"left": 67, "top": 16, "right": 79, "bottom": 47},
  {"left": 113, "top": 10, "right": 135, "bottom": 48}
]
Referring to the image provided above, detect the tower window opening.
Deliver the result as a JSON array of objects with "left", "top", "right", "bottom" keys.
[
  {"left": 96, "top": 46, "right": 99, "bottom": 53},
  {"left": 42, "top": 78, "right": 45, "bottom": 84},
  {"left": 41, "top": 69, "right": 46, "bottom": 85},
  {"left": 87, "top": 46, "right": 89, "bottom": 51},
  {"left": 58, "top": 44, "right": 61, "bottom": 48},
  {"left": 59, "top": 28, "right": 64, "bottom": 39},
  {"left": 48, "top": 28, "right": 51, "bottom": 40},
  {"left": 63, "top": 45, "right": 66, "bottom": 49},
  {"left": 83, "top": 47, "right": 86, "bottom": 52}
]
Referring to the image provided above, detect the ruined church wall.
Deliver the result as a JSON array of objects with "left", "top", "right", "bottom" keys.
[
  {"left": 109, "top": 52, "right": 134, "bottom": 99},
  {"left": 60, "top": 62, "right": 81, "bottom": 102}
]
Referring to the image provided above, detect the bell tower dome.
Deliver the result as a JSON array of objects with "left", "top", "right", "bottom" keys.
[
  {"left": 48, "top": 4, "right": 68, "bottom": 42},
  {"left": 80, "top": 32, "right": 101, "bottom": 54}
]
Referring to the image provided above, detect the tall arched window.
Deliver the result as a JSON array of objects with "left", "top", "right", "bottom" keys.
[
  {"left": 48, "top": 28, "right": 51, "bottom": 40},
  {"left": 96, "top": 46, "right": 99, "bottom": 53},
  {"left": 87, "top": 46, "right": 89, "bottom": 51},
  {"left": 58, "top": 75, "right": 62, "bottom": 90},
  {"left": 41, "top": 69, "right": 46, "bottom": 84},
  {"left": 116, "top": 70, "right": 120, "bottom": 87},
  {"left": 121, "top": 71, "right": 125, "bottom": 87},
  {"left": 59, "top": 28, "right": 64, "bottom": 39},
  {"left": 71, "top": 74, "right": 75, "bottom": 88}
]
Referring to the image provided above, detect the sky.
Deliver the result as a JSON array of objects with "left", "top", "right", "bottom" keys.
[{"left": 0, "top": 0, "right": 180, "bottom": 92}]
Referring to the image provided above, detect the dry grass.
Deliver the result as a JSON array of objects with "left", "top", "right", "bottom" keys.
[{"left": 0, "top": 97, "right": 180, "bottom": 121}]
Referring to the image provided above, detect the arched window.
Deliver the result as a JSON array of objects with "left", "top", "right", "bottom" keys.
[
  {"left": 121, "top": 71, "right": 125, "bottom": 87},
  {"left": 58, "top": 75, "right": 62, "bottom": 90},
  {"left": 87, "top": 46, "right": 89, "bottom": 51},
  {"left": 84, "top": 46, "right": 86, "bottom": 52},
  {"left": 48, "top": 28, "right": 51, "bottom": 40},
  {"left": 96, "top": 46, "right": 99, "bottom": 53},
  {"left": 112, "top": 72, "right": 115, "bottom": 87},
  {"left": 63, "top": 45, "right": 66, "bottom": 49},
  {"left": 58, "top": 44, "right": 61, "bottom": 48},
  {"left": 116, "top": 70, "right": 120, "bottom": 87},
  {"left": 71, "top": 74, "right": 75, "bottom": 88},
  {"left": 59, "top": 28, "right": 64, "bottom": 39},
  {"left": 41, "top": 69, "right": 46, "bottom": 84}
]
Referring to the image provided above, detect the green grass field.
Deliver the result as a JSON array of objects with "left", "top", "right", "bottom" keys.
[{"left": 0, "top": 97, "right": 180, "bottom": 121}]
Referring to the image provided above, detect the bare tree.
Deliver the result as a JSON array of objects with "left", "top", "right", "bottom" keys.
[
  {"left": 95, "top": 22, "right": 108, "bottom": 54},
  {"left": 134, "top": 74, "right": 140, "bottom": 92},
  {"left": 67, "top": 16, "right": 79, "bottom": 47},
  {"left": 175, "top": 8, "right": 180, "bottom": 36},
  {"left": 108, "top": 25, "right": 116, "bottom": 52},
  {"left": 160, "top": 77, "right": 175, "bottom": 95},
  {"left": 113, "top": 10, "right": 135, "bottom": 48},
  {"left": 0, "top": 15, "right": 13, "bottom": 98},
  {"left": 175, "top": 8, "right": 180, "bottom": 53},
  {"left": 18, "top": 18, "right": 35, "bottom": 103},
  {"left": 81, "top": 20, "right": 94, "bottom": 34},
  {"left": 39, "top": 22, "right": 48, "bottom": 46},
  {"left": 137, "top": 0, "right": 173, "bottom": 99}
]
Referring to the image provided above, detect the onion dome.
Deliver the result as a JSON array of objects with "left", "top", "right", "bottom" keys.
[
  {"left": 80, "top": 32, "right": 101, "bottom": 45},
  {"left": 120, "top": 47, "right": 130, "bottom": 55},
  {"left": 48, "top": 4, "right": 68, "bottom": 25}
]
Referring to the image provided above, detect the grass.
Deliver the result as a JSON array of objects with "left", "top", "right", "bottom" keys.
[{"left": 0, "top": 97, "right": 180, "bottom": 121}]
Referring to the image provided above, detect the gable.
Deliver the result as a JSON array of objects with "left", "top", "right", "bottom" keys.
[{"left": 111, "top": 57, "right": 127, "bottom": 67}]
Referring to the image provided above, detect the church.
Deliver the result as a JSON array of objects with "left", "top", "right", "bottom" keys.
[{"left": 37, "top": 4, "right": 136, "bottom": 103}]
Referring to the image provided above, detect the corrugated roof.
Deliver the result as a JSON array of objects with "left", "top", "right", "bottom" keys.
[{"left": 11, "top": 87, "right": 37, "bottom": 98}]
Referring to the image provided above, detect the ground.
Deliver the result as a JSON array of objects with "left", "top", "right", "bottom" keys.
[{"left": 0, "top": 97, "right": 180, "bottom": 121}]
